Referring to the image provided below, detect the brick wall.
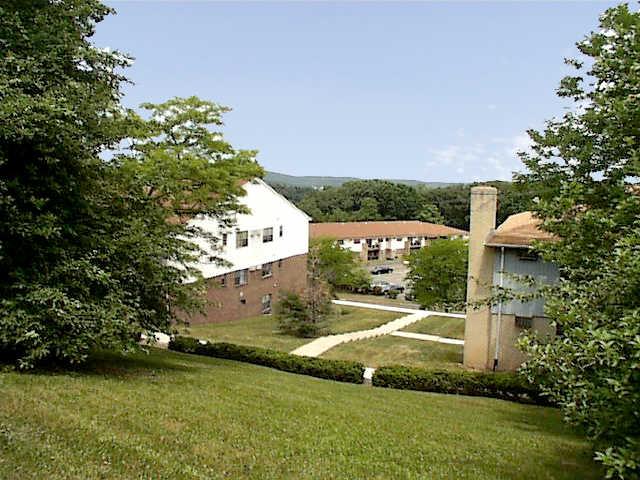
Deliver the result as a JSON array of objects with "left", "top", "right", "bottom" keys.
[{"left": 186, "top": 253, "right": 308, "bottom": 325}]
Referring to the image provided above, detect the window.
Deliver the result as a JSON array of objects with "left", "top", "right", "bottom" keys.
[
  {"left": 221, "top": 233, "right": 227, "bottom": 247},
  {"left": 385, "top": 238, "right": 390, "bottom": 242},
  {"left": 262, "top": 262, "right": 273, "bottom": 278},
  {"left": 354, "top": 239, "right": 361, "bottom": 244},
  {"left": 337, "top": 239, "right": 344, "bottom": 245},
  {"left": 515, "top": 316, "right": 533, "bottom": 329},
  {"left": 519, "top": 250, "right": 540, "bottom": 262},
  {"left": 278, "top": 259, "right": 282, "bottom": 268},
  {"left": 262, "top": 227, "right": 273, "bottom": 243},
  {"left": 261, "top": 294, "right": 272, "bottom": 314},
  {"left": 396, "top": 237, "right": 403, "bottom": 242},
  {"left": 378, "top": 238, "right": 383, "bottom": 243},
  {"left": 236, "top": 231, "right": 248, "bottom": 248},
  {"left": 234, "top": 269, "right": 248, "bottom": 286},
  {"left": 219, "top": 274, "right": 226, "bottom": 287},
  {"left": 279, "top": 225, "right": 284, "bottom": 237}
]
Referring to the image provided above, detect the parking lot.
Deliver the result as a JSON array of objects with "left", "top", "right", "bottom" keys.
[{"left": 367, "top": 259, "right": 410, "bottom": 293}]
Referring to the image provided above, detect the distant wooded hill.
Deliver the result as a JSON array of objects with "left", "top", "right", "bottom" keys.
[
  {"left": 264, "top": 171, "right": 457, "bottom": 189},
  {"left": 263, "top": 172, "right": 533, "bottom": 231}
]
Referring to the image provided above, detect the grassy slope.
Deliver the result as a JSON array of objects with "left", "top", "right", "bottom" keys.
[
  {"left": 401, "top": 315, "right": 466, "bottom": 339},
  {"left": 322, "top": 335, "right": 464, "bottom": 369},
  {"left": 184, "top": 306, "right": 400, "bottom": 352},
  {"left": 0, "top": 349, "right": 598, "bottom": 480}
]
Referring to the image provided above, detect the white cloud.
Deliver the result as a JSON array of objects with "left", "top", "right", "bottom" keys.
[{"left": 426, "top": 133, "right": 532, "bottom": 181}]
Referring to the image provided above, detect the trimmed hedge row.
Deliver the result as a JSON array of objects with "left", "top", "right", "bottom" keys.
[
  {"left": 372, "top": 365, "right": 549, "bottom": 405},
  {"left": 169, "top": 336, "right": 365, "bottom": 384}
]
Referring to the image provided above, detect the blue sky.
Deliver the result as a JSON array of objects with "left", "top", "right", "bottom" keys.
[{"left": 98, "top": 1, "right": 618, "bottom": 183}]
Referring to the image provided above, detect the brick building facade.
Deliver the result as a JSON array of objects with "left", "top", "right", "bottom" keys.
[
  {"left": 185, "top": 178, "right": 310, "bottom": 324},
  {"left": 188, "top": 253, "right": 307, "bottom": 324}
]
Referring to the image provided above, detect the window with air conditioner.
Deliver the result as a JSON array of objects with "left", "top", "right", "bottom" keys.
[{"left": 262, "top": 262, "right": 273, "bottom": 278}]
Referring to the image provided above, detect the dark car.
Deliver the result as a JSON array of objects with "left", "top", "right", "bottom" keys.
[{"left": 371, "top": 265, "right": 393, "bottom": 275}]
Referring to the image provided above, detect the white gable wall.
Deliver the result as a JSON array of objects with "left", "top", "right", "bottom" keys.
[{"left": 189, "top": 179, "right": 310, "bottom": 279}]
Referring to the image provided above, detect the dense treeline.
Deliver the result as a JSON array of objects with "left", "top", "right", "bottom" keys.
[{"left": 271, "top": 179, "right": 536, "bottom": 230}]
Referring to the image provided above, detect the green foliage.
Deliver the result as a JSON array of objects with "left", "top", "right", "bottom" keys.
[
  {"left": 0, "top": 1, "right": 261, "bottom": 369},
  {"left": 299, "top": 180, "right": 423, "bottom": 222},
  {"left": 292, "top": 178, "right": 533, "bottom": 228},
  {"left": 0, "top": 0, "right": 137, "bottom": 368},
  {"left": 372, "top": 366, "right": 547, "bottom": 405},
  {"left": 406, "top": 238, "right": 468, "bottom": 310},
  {"left": 169, "top": 336, "right": 365, "bottom": 384},
  {"left": 417, "top": 203, "right": 445, "bottom": 224},
  {"left": 515, "top": 5, "right": 640, "bottom": 478},
  {"left": 274, "top": 291, "right": 323, "bottom": 338},
  {"left": 310, "top": 237, "right": 370, "bottom": 292},
  {"left": 418, "top": 181, "right": 538, "bottom": 230},
  {"left": 269, "top": 182, "right": 315, "bottom": 204}
]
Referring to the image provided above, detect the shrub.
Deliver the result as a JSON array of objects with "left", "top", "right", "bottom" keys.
[
  {"left": 169, "top": 336, "right": 365, "bottom": 384},
  {"left": 275, "top": 290, "right": 330, "bottom": 338},
  {"left": 372, "top": 365, "right": 548, "bottom": 405}
]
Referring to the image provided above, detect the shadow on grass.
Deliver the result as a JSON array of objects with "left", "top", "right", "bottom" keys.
[
  {"left": 491, "top": 402, "right": 601, "bottom": 478},
  {"left": 1, "top": 348, "right": 204, "bottom": 380}
]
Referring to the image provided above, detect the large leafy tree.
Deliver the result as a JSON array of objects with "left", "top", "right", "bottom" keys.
[
  {"left": 0, "top": 0, "right": 134, "bottom": 368},
  {"left": 309, "top": 237, "right": 370, "bottom": 292},
  {"left": 0, "top": 1, "right": 261, "bottom": 368},
  {"left": 406, "top": 238, "right": 468, "bottom": 311},
  {"left": 515, "top": 5, "right": 640, "bottom": 478}
]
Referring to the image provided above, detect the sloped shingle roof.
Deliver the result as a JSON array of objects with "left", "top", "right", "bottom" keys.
[
  {"left": 309, "top": 220, "right": 467, "bottom": 240},
  {"left": 485, "top": 211, "right": 556, "bottom": 248}
]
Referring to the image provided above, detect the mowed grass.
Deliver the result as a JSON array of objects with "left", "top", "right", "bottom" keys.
[
  {"left": 328, "top": 305, "right": 400, "bottom": 334},
  {"left": 184, "top": 306, "right": 400, "bottom": 352},
  {"left": 0, "top": 349, "right": 599, "bottom": 480},
  {"left": 182, "top": 314, "right": 308, "bottom": 352},
  {"left": 401, "top": 315, "right": 466, "bottom": 339},
  {"left": 322, "top": 335, "right": 464, "bottom": 369}
]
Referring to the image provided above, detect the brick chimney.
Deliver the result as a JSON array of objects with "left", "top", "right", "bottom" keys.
[{"left": 463, "top": 186, "right": 497, "bottom": 370}]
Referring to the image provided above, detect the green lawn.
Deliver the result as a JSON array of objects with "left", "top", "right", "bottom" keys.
[
  {"left": 0, "top": 349, "right": 599, "bottom": 479},
  {"left": 328, "top": 305, "right": 400, "bottom": 334},
  {"left": 322, "top": 334, "right": 464, "bottom": 369},
  {"left": 401, "top": 315, "right": 466, "bottom": 339},
  {"left": 183, "top": 306, "right": 400, "bottom": 352}
]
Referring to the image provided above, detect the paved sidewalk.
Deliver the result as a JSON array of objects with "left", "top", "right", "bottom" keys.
[
  {"left": 332, "top": 299, "right": 466, "bottom": 319},
  {"left": 291, "top": 300, "right": 467, "bottom": 357},
  {"left": 391, "top": 330, "right": 464, "bottom": 346}
]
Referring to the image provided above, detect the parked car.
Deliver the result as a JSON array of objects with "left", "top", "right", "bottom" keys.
[
  {"left": 369, "top": 280, "right": 390, "bottom": 295},
  {"left": 371, "top": 265, "right": 393, "bottom": 275},
  {"left": 384, "top": 283, "right": 405, "bottom": 298},
  {"left": 404, "top": 287, "right": 416, "bottom": 301}
]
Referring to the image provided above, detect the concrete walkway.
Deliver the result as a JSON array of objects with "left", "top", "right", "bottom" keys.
[
  {"left": 391, "top": 330, "right": 464, "bottom": 346},
  {"left": 332, "top": 299, "right": 466, "bottom": 319},
  {"left": 290, "top": 300, "right": 466, "bottom": 357}
]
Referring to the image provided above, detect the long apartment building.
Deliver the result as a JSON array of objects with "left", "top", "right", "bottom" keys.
[
  {"left": 186, "top": 179, "right": 310, "bottom": 324},
  {"left": 309, "top": 220, "right": 468, "bottom": 261}
]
